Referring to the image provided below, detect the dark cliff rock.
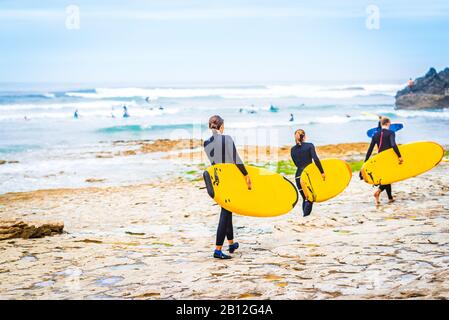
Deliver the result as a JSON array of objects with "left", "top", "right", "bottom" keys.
[{"left": 395, "top": 68, "right": 449, "bottom": 109}]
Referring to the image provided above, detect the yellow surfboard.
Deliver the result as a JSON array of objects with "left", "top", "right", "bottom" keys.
[
  {"left": 300, "top": 159, "right": 352, "bottom": 203},
  {"left": 361, "top": 141, "right": 444, "bottom": 185},
  {"left": 203, "top": 164, "right": 298, "bottom": 217}
]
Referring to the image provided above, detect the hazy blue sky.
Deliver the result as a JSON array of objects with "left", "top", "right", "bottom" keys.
[{"left": 1, "top": 0, "right": 449, "bottom": 85}]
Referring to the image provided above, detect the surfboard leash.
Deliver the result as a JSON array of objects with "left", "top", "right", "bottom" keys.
[{"left": 305, "top": 172, "right": 317, "bottom": 202}]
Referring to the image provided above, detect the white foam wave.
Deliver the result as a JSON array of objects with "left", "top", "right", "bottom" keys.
[
  {"left": 374, "top": 108, "right": 449, "bottom": 120},
  {"left": 225, "top": 114, "right": 372, "bottom": 129},
  {"left": 65, "top": 84, "right": 404, "bottom": 100},
  {"left": 42, "top": 93, "right": 55, "bottom": 98},
  {"left": 0, "top": 100, "right": 180, "bottom": 121}
]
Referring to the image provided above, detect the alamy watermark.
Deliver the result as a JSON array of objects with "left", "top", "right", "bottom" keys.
[
  {"left": 365, "top": 5, "right": 380, "bottom": 30},
  {"left": 65, "top": 5, "right": 80, "bottom": 30}
]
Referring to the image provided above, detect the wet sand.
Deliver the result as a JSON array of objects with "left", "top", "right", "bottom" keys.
[{"left": 0, "top": 141, "right": 448, "bottom": 299}]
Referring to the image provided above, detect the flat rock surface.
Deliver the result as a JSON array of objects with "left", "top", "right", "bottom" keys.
[{"left": 0, "top": 165, "right": 448, "bottom": 299}]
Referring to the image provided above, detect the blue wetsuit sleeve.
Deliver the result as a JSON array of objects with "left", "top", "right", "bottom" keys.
[
  {"left": 311, "top": 145, "right": 324, "bottom": 174},
  {"left": 365, "top": 137, "right": 376, "bottom": 162},
  {"left": 390, "top": 132, "right": 402, "bottom": 158}
]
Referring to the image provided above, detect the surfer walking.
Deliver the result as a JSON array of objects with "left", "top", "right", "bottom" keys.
[
  {"left": 363, "top": 117, "right": 403, "bottom": 205},
  {"left": 291, "top": 129, "right": 325, "bottom": 217},
  {"left": 203, "top": 115, "right": 251, "bottom": 259}
]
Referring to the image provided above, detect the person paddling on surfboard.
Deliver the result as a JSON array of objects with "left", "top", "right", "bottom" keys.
[
  {"left": 290, "top": 129, "right": 325, "bottom": 217},
  {"left": 363, "top": 117, "right": 403, "bottom": 205},
  {"left": 204, "top": 115, "right": 252, "bottom": 260}
]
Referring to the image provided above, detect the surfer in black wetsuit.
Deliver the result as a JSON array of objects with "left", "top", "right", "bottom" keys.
[
  {"left": 290, "top": 129, "right": 325, "bottom": 217},
  {"left": 204, "top": 115, "right": 252, "bottom": 260},
  {"left": 364, "top": 117, "right": 403, "bottom": 205},
  {"left": 289, "top": 113, "right": 294, "bottom": 122}
]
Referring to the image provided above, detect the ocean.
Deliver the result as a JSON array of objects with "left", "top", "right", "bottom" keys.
[{"left": 1, "top": 83, "right": 448, "bottom": 193}]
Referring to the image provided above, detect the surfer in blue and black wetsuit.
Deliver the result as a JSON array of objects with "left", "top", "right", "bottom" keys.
[
  {"left": 363, "top": 117, "right": 403, "bottom": 205},
  {"left": 290, "top": 129, "right": 325, "bottom": 217},
  {"left": 204, "top": 115, "right": 252, "bottom": 260}
]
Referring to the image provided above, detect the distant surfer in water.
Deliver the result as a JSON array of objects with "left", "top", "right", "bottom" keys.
[
  {"left": 291, "top": 129, "right": 325, "bottom": 217},
  {"left": 377, "top": 115, "right": 382, "bottom": 128},
  {"left": 248, "top": 104, "right": 257, "bottom": 114},
  {"left": 269, "top": 104, "right": 279, "bottom": 112},
  {"left": 363, "top": 117, "right": 403, "bottom": 205},
  {"left": 74, "top": 109, "right": 79, "bottom": 119},
  {"left": 204, "top": 115, "right": 252, "bottom": 259},
  {"left": 289, "top": 113, "right": 294, "bottom": 122},
  {"left": 123, "top": 105, "right": 130, "bottom": 118}
]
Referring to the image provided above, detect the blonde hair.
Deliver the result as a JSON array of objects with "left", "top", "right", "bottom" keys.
[{"left": 294, "top": 129, "right": 306, "bottom": 145}]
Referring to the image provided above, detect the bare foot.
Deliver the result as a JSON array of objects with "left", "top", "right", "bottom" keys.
[{"left": 374, "top": 190, "right": 381, "bottom": 205}]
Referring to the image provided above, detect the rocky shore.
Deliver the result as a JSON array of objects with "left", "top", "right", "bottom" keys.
[
  {"left": 0, "top": 140, "right": 448, "bottom": 299},
  {"left": 396, "top": 68, "right": 449, "bottom": 109},
  {"left": 0, "top": 220, "right": 64, "bottom": 240}
]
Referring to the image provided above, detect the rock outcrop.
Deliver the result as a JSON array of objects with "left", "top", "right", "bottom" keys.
[
  {"left": 0, "top": 160, "right": 19, "bottom": 165},
  {"left": 395, "top": 68, "right": 449, "bottom": 109},
  {"left": 0, "top": 220, "right": 64, "bottom": 240}
]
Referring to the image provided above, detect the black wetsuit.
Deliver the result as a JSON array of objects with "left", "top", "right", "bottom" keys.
[
  {"left": 204, "top": 130, "right": 247, "bottom": 246},
  {"left": 290, "top": 142, "right": 324, "bottom": 216},
  {"left": 365, "top": 128, "right": 402, "bottom": 199}
]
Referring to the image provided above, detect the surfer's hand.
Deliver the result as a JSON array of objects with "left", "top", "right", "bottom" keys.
[
  {"left": 245, "top": 175, "right": 252, "bottom": 190},
  {"left": 321, "top": 173, "right": 326, "bottom": 181},
  {"left": 398, "top": 157, "right": 403, "bottom": 164}
]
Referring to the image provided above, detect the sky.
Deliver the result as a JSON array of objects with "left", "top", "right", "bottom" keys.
[{"left": 1, "top": 0, "right": 449, "bottom": 86}]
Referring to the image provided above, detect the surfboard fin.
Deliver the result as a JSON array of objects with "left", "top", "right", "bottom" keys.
[{"left": 203, "top": 171, "right": 215, "bottom": 199}]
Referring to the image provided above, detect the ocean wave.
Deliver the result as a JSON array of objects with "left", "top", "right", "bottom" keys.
[
  {"left": 0, "top": 144, "right": 41, "bottom": 154},
  {"left": 225, "top": 114, "right": 375, "bottom": 129},
  {"left": 0, "top": 101, "right": 180, "bottom": 120},
  {"left": 64, "top": 84, "right": 404, "bottom": 100},
  {"left": 97, "top": 123, "right": 204, "bottom": 134},
  {"left": 376, "top": 108, "right": 449, "bottom": 120},
  {"left": 0, "top": 100, "right": 119, "bottom": 111},
  {"left": 0, "top": 92, "right": 56, "bottom": 103}
]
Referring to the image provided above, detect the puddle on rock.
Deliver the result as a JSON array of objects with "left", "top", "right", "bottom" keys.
[
  {"left": 20, "top": 255, "right": 38, "bottom": 263},
  {"left": 109, "top": 263, "right": 145, "bottom": 271},
  {"left": 34, "top": 280, "right": 55, "bottom": 288},
  {"left": 96, "top": 276, "right": 124, "bottom": 286}
]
